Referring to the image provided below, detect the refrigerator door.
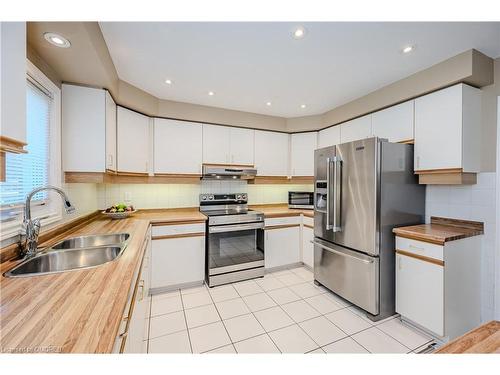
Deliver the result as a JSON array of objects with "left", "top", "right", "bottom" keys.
[
  {"left": 334, "top": 138, "right": 379, "bottom": 256},
  {"left": 314, "top": 145, "right": 336, "bottom": 243},
  {"left": 313, "top": 238, "right": 379, "bottom": 315}
]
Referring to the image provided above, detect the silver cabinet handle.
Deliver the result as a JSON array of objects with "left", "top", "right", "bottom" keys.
[{"left": 311, "top": 240, "right": 374, "bottom": 264}]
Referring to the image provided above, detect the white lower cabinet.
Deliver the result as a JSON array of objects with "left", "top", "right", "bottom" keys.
[
  {"left": 302, "top": 225, "right": 314, "bottom": 269},
  {"left": 151, "top": 224, "right": 205, "bottom": 290},
  {"left": 395, "top": 235, "right": 481, "bottom": 340},
  {"left": 265, "top": 224, "right": 300, "bottom": 269}
]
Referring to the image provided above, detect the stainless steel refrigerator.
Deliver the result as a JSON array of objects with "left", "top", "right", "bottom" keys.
[{"left": 313, "top": 137, "right": 425, "bottom": 321}]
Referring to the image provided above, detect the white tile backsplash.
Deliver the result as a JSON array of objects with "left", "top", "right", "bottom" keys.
[{"left": 425, "top": 172, "right": 497, "bottom": 322}]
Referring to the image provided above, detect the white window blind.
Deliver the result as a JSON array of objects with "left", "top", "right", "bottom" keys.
[{"left": 0, "top": 78, "right": 51, "bottom": 208}]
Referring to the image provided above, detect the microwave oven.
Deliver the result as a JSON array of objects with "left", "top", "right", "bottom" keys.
[{"left": 288, "top": 191, "right": 314, "bottom": 209}]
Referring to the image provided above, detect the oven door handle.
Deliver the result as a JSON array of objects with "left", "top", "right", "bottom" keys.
[{"left": 209, "top": 222, "right": 264, "bottom": 233}]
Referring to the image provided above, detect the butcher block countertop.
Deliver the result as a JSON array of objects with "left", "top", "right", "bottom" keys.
[
  {"left": 250, "top": 204, "right": 314, "bottom": 218},
  {"left": 436, "top": 321, "right": 500, "bottom": 353},
  {"left": 0, "top": 208, "right": 206, "bottom": 354},
  {"left": 392, "top": 216, "right": 484, "bottom": 246}
]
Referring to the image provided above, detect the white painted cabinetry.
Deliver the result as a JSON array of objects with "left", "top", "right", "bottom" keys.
[
  {"left": 264, "top": 217, "right": 301, "bottom": 269},
  {"left": 117, "top": 107, "right": 151, "bottom": 174},
  {"left": 63, "top": 84, "right": 113, "bottom": 172},
  {"left": 340, "top": 115, "right": 372, "bottom": 144},
  {"left": 318, "top": 126, "right": 340, "bottom": 148},
  {"left": 290, "top": 132, "right": 317, "bottom": 176},
  {"left": 395, "top": 235, "right": 481, "bottom": 340},
  {"left": 372, "top": 101, "right": 414, "bottom": 143},
  {"left": 302, "top": 224, "right": 314, "bottom": 269},
  {"left": 254, "top": 130, "right": 289, "bottom": 176},
  {"left": 151, "top": 223, "right": 205, "bottom": 291},
  {"left": 153, "top": 119, "right": 203, "bottom": 174},
  {"left": 0, "top": 22, "right": 26, "bottom": 147},
  {"left": 414, "top": 84, "right": 481, "bottom": 172},
  {"left": 202, "top": 124, "right": 254, "bottom": 165}
]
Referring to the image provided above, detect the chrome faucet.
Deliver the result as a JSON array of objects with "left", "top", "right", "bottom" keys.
[{"left": 21, "top": 185, "right": 76, "bottom": 258}]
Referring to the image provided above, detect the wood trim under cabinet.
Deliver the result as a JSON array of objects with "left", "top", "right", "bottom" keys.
[
  {"left": 151, "top": 220, "right": 206, "bottom": 226},
  {"left": 202, "top": 163, "right": 254, "bottom": 168},
  {"left": 249, "top": 176, "right": 314, "bottom": 184},
  {"left": 396, "top": 249, "right": 445, "bottom": 266},
  {"left": 414, "top": 168, "right": 463, "bottom": 175},
  {"left": 304, "top": 224, "right": 314, "bottom": 229},
  {"left": 65, "top": 171, "right": 202, "bottom": 184},
  {"left": 265, "top": 224, "right": 301, "bottom": 230},
  {"left": 152, "top": 232, "right": 205, "bottom": 241},
  {"left": 0, "top": 135, "right": 27, "bottom": 154},
  {"left": 398, "top": 139, "right": 415, "bottom": 144},
  {"left": 418, "top": 172, "right": 476, "bottom": 185},
  {"left": 0, "top": 152, "right": 5, "bottom": 182}
]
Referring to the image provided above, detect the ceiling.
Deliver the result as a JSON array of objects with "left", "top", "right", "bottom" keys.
[{"left": 99, "top": 22, "right": 500, "bottom": 118}]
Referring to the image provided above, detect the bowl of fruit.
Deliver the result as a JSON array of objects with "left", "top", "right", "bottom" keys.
[{"left": 102, "top": 203, "right": 137, "bottom": 219}]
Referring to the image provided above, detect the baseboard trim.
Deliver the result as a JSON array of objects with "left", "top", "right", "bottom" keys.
[{"left": 150, "top": 280, "right": 204, "bottom": 295}]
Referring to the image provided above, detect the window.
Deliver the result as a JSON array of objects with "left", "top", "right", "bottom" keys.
[{"left": 0, "top": 61, "right": 61, "bottom": 240}]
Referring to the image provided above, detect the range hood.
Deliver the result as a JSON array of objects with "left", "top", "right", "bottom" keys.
[{"left": 202, "top": 165, "right": 257, "bottom": 180}]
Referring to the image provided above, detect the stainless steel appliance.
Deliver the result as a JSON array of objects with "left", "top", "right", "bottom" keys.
[
  {"left": 200, "top": 193, "right": 265, "bottom": 287},
  {"left": 288, "top": 191, "right": 314, "bottom": 209},
  {"left": 313, "top": 137, "right": 425, "bottom": 321},
  {"left": 202, "top": 165, "right": 257, "bottom": 180}
]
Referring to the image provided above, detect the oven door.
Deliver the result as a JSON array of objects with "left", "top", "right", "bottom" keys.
[{"left": 207, "top": 222, "right": 265, "bottom": 276}]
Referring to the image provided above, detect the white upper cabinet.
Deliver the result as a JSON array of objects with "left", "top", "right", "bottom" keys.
[
  {"left": 1, "top": 22, "right": 26, "bottom": 147},
  {"left": 105, "top": 91, "right": 117, "bottom": 171},
  {"left": 254, "top": 130, "right": 289, "bottom": 176},
  {"left": 117, "top": 107, "right": 151, "bottom": 174},
  {"left": 202, "top": 124, "right": 254, "bottom": 165},
  {"left": 290, "top": 132, "right": 317, "bottom": 176},
  {"left": 340, "top": 115, "right": 372, "bottom": 143},
  {"left": 62, "top": 84, "right": 107, "bottom": 172},
  {"left": 154, "top": 119, "right": 203, "bottom": 175},
  {"left": 372, "top": 101, "right": 414, "bottom": 143},
  {"left": 414, "top": 84, "right": 481, "bottom": 172},
  {"left": 318, "top": 126, "right": 341, "bottom": 148}
]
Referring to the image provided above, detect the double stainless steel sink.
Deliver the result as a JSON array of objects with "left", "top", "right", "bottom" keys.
[{"left": 4, "top": 233, "right": 130, "bottom": 278}]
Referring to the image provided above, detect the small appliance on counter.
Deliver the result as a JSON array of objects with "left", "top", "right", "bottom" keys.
[
  {"left": 200, "top": 193, "right": 265, "bottom": 287},
  {"left": 288, "top": 191, "right": 314, "bottom": 209}
]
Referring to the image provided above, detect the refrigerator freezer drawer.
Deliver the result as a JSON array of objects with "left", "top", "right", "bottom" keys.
[{"left": 313, "top": 239, "right": 379, "bottom": 315}]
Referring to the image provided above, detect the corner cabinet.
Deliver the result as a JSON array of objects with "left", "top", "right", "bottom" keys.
[
  {"left": 290, "top": 132, "right": 317, "bottom": 177},
  {"left": 117, "top": 107, "right": 151, "bottom": 174},
  {"left": 318, "top": 125, "right": 340, "bottom": 148},
  {"left": 62, "top": 84, "right": 116, "bottom": 173},
  {"left": 254, "top": 130, "right": 289, "bottom": 176},
  {"left": 414, "top": 84, "right": 481, "bottom": 184},
  {"left": 372, "top": 101, "right": 414, "bottom": 143},
  {"left": 202, "top": 124, "right": 254, "bottom": 165},
  {"left": 153, "top": 119, "right": 202, "bottom": 175}
]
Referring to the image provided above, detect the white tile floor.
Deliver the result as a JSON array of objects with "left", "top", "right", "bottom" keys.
[{"left": 145, "top": 266, "right": 434, "bottom": 353}]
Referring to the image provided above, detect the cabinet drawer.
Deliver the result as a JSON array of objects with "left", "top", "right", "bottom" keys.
[
  {"left": 152, "top": 223, "right": 205, "bottom": 237},
  {"left": 302, "top": 216, "right": 314, "bottom": 228},
  {"left": 265, "top": 216, "right": 301, "bottom": 227},
  {"left": 395, "top": 236, "right": 444, "bottom": 261}
]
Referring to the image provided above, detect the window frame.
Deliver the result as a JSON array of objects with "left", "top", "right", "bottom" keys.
[{"left": 0, "top": 60, "right": 62, "bottom": 241}]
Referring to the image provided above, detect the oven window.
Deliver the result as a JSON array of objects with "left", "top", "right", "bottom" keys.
[{"left": 208, "top": 229, "right": 264, "bottom": 269}]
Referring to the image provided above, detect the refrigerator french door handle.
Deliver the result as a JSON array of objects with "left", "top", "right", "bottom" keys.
[
  {"left": 325, "top": 158, "right": 333, "bottom": 230},
  {"left": 332, "top": 157, "right": 342, "bottom": 232},
  {"left": 311, "top": 240, "right": 374, "bottom": 264}
]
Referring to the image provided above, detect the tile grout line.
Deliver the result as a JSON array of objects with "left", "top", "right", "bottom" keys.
[
  {"left": 206, "top": 282, "right": 237, "bottom": 354},
  {"left": 179, "top": 288, "right": 194, "bottom": 353}
]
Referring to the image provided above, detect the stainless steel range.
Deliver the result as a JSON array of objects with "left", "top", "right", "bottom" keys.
[{"left": 200, "top": 193, "right": 265, "bottom": 287}]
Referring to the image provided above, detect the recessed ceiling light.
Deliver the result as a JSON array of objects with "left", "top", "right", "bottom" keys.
[
  {"left": 266, "top": 102, "right": 272, "bottom": 106},
  {"left": 208, "top": 91, "right": 215, "bottom": 96},
  {"left": 44, "top": 32, "right": 71, "bottom": 48},
  {"left": 165, "top": 79, "right": 172, "bottom": 85},
  {"left": 301, "top": 104, "right": 306, "bottom": 109},
  {"left": 402, "top": 45, "right": 415, "bottom": 54},
  {"left": 293, "top": 26, "right": 306, "bottom": 39}
]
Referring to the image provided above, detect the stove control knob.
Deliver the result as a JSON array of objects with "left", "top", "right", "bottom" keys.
[
  {"left": 208, "top": 195, "right": 214, "bottom": 200},
  {"left": 242, "top": 194, "right": 247, "bottom": 200},
  {"left": 236, "top": 194, "right": 242, "bottom": 200},
  {"left": 201, "top": 195, "right": 207, "bottom": 200}
]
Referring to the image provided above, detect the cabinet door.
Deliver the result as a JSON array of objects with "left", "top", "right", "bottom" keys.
[
  {"left": 1, "top": 22, "right": 26, "bottom": 145},
  {"left": 396, "top": 253, "right": 444, "bottom": 336},
  {"left": 254, "top": 130, "right": 289, "bottom": 176},
  {"left": 202, "top": 124, "right": 231, "bottom": 164},
  {"left": 229, "top": 127, "right": 254, "bottom": 165},
  {"left": 318, "top": 126, "right": 341, "bottom": 148},
  {"left": 62, "top": 84, "right": 106, "bottom": 172},
  {"left": 265, "top": 227, "right": 300, "bottom": 269},
  {"left": 372, "top": 101, "right": 414, "bottom": 143},
  {"left": 414, "top": 85, "right": 462, "bottom": 171},
  {"left": 151, "top": 236, "right": 205, "bottom": 289},
  {"left": 340, "top": 115, "right": 372, "bottom": 143},
  {"left": 105, "top": 91, "right": 117, "bottom": 171},
  {"left": 117, "top": 107, "right": 150, "bottom": 174},
  {"left": 290, "top": 132, "right": 317, "bottom": 176},
  {"left": 154, "top": 119, "right": 203, "bottom": 174},
  {"left": 302, "top": 226, "right": 314, "bottom": 268}
]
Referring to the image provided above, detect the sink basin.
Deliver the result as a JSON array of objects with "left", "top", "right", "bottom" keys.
[
  {"left": 51, "top": 233, "right": 130, "bottom": 250},
  {"left": 4, "top": 246, "right": 124, "bottom": 277}
]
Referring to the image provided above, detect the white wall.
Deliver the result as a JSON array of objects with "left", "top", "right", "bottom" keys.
[
  {"left": 425, "top": 172, "right": 497, "bottom": 322},
  {"left": 97, "top": 181, "right": 314, "bottom": 209},
  {"left": 496, "top": 96, "right": 500, "bottom": 320}
]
